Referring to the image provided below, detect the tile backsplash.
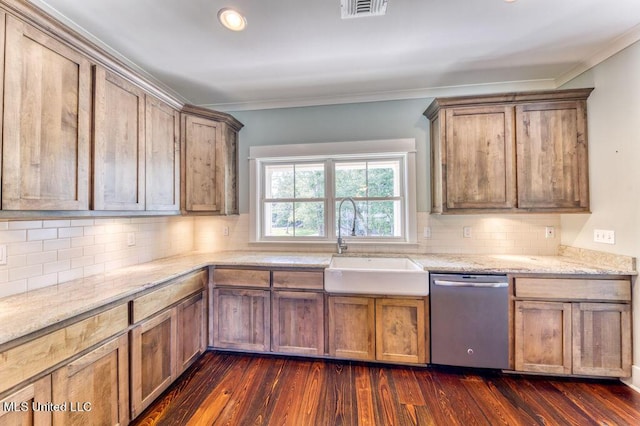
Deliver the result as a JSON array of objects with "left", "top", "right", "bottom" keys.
[
  {"left": 194, "top": 213, "right": 561, "bottom": 256},
  {"left": 0, "top": 216, "right": 193, "bottom": 298},
  {"left": 0, "top": 212, "right": 560, "bottom": 298}
]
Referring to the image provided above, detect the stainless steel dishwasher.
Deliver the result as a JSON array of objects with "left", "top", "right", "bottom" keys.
[{"left": 430, "top": 273, "right": 509, "bottom": 369}]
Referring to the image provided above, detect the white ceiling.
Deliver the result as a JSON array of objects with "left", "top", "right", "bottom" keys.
[{"left": 31, "top": 0, "right": 640, "bottom": 111}]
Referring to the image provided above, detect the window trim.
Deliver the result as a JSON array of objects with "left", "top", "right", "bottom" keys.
[{"left": 249, "top": 139, "right": 417, "bottom": 245}]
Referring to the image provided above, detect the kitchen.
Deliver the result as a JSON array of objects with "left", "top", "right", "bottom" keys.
[{"left": 1, "top": 0, "right": 640, "bottom": 424}]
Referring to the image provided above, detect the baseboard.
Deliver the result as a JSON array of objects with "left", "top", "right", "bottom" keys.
[{"left": 622, "top": 365, "right": 640, "bottom": 393}]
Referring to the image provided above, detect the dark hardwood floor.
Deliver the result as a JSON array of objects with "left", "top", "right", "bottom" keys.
[{"left": 132, "top": 351, "right": 640, "bottom": 425}]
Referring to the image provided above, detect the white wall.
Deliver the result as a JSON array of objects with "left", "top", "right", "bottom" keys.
[{"left": 561, "top": 40, "right": 640, "bottom": 388}]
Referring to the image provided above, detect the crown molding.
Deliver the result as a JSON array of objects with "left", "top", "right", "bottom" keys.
[
  {"left": 23, "top": 0, "right": 189, "bottom": 109},
  {"left": 200, "top": 79, "right": 557, "bottom": 112},
  {"left": 556, "top": 23, "right": 640, "bottom": 87}
]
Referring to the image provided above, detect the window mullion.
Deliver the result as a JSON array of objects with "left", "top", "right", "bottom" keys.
[{"left": 326, "top": 159, "right": 334, "bottom": 241}]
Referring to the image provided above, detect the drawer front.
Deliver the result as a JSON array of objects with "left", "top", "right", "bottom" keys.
[
  {"left": 272, "top": 270, "right": 324, "bottom": 290},
  {"left": 133, "top": 269, "right": 207, "bottom": 323},
  {"left": 0, "top": 303, "right": 128, "bottom": 395},
  {"left": 213, "top": 268, "right": 270, "bottom": 288},
  {"left": 515, "top": 277, "right": 631, "bottom": 302}
]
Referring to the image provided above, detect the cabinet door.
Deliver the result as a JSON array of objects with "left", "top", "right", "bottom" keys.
[
  {"left": 146, "top": 96, "right": 180, "bottom": 211},
  {"left": 212, "top": 288, "right": 270, "bottom": 351},
  {"left": 0, "top": 375, "right": 52, "bottom": 425},
  {"left": 2, "top": 15, "right": 91, "bottom": 210},
  {"left": 375, "top": 298, "right": 426, "bottom": 364},
  {"left": 177, "top": 292, "right": 207, "bottom": 373},
  {"left": 516, "top": 101, "right": 589, "bottom": 210},
  {"left": 182, "top": 115, "right": 222, "bottom": 212},
  {"left": 444, "top": 106, "right": 516, "bottom": 210},
  {"left": 220, "top": 123, "right": 239, "bottom": 214},
  {"left": 572, "top": 302, "right": 631, "bottom": 377},
  {"left": 328, "top": 296, "right": 375, "bottom": 360},
  {"left": 130, "top": 308, "right": 177, "bottom": 418},
  {"left": 51, "top": 334, "right": 129, "bottom": 426},
  {"left": 93, "top": 66, "right": 146, "bottom": 210},
  {"left": 272, "top": 291, "right": 324, "bottom": 355},
  {"left": 515, "top": 301, "right": 572, "bottom": 374}
]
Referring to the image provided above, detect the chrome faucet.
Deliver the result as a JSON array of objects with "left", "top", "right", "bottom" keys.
[{"left": 337, "top": 197, "right": 358, "bottom": 254}]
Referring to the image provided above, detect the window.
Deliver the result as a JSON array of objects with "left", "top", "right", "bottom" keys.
[
  {"left": 250, "top": 139, "right": 417, "bottom": 244},
  {"left": 264, "top": 162, "right": 326, "bottom": 237}
]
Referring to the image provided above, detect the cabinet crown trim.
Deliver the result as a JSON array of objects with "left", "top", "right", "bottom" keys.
[
  {"left": 424, "top": 88, "right": 594, "bottom": 119},
  {"left": 181, "top": 104, "right": 244, "bottom": 131}
]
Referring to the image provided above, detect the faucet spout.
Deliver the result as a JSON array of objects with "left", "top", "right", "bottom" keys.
[{"left": 337, "top": 197, "right": 358, "bottom": 254}]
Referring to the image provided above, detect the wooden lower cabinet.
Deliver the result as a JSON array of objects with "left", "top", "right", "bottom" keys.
[
  {"left": 515, "top": 301, "right": 572, "bottom": 374},
  {"left": 177, "top": 292, "right": 207, "bottom": 372},
  {"left": 272, "top": 291, "right": 324, "bottom": 355},
  {"left": 328, "top": 296, "right": 376, "bottom": 361},
  {"left": 515, "top": 300, "right": 631, "bottom": 377},
  {"left": 52, "top": 334, "right": 129, "bottom": 426},
  {"left": 130, "top": 308, "right": 177, "bottom": 418},
  {"left": 572, "top": 302, "right": 631, "bottom": 377},
  {"left": 328, "top": 296, "right": 428, "bottom": 364},
  {"left": 212, "top": 288, "right": 270, "bottom": 352},
  {"left": 375, "top": 298, "right": 427, "bottom": 364},
  {"left": 130, "top": 278, "right": 207, "bottom": 420},
  {"left": 0, "top": 375, "right": 52, "bottom": 426}
]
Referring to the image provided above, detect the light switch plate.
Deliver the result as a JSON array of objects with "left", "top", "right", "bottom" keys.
[
  {"left": 594, "top": 229, "right": 615, "bottom": 244},
  {"left": 0, "top": 245, "right": 6, "bottom": 265},
  {"left": 127, "top": 233, "right": 136, "bottom": 247}
]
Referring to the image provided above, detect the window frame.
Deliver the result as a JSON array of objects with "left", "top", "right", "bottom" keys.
[{"left": 249, "top": 139, "right": 417, "bottom": 245}]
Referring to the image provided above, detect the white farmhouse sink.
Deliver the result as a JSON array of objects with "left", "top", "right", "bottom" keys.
[{"left": 324, "top": 256, "right": 429, "bottom": 296}]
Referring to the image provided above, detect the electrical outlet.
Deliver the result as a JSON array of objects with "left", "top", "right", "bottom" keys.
[
  {"left": 423, "top": 227, "right": 431, "bottom": 239},
  {"left": 127, "top": 232, "right": 136, "bottom": 247},
  {"left": 545, "top": 226, "right": 555, "bottom": 239},
  {"left": 223, "top": 226, "right": 230, "bottom": 236},
  {"left": 594, "top": 229, "right": 615, "bottom": 244},
  {"left": 0, "top": 245, "right": 6, "bottom": 265},
  {"left": 463, "top": 226, "right": 472, "bottom": 238}
]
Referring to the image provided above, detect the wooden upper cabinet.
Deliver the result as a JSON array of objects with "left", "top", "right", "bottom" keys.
[
  {"left": 93, "top": 66, "right": 146, "bottom": 210},
  {"left": 443, "top": 106, "right": 515, "bottom": 210},
  {"left": 181, "top": 105, "right": 243, "bottom": 215},
  {"left": 425, "top": 89, "right": 593, "bottom": 214},
  {"left": 516, "top": 101, "right": 589, "bottom": 211},
  {"left": 2, "top": 15, "right": 91, "bottom": 210},
  {"left": 182, "top": 114, "right": 220, "bottom": 212},
  {"left": 146, "top": 96, "right": 180, "bottom": 211}
]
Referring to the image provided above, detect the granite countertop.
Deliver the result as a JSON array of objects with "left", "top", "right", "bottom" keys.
[
  {"left": 410, "top": 253, "right": 636, "bottom": 275},
  {"left": 0, "top": 249, "right": 634, "bottom": 348}
]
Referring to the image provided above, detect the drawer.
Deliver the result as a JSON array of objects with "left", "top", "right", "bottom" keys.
[
  {"left": 515, "top": 277, "right": 631, "bottom": 302},
  {"left": 273, "top": 270, "right": 324, "bottom": 290},
  {"left": 213, "top": 268, "right": 270, "bottom": 288},
  {"left": 133, "top": 269, "right": 207, "bottom": 323},
  {"left": 0, "top": 303, "right": 128, "bottom": 395}
]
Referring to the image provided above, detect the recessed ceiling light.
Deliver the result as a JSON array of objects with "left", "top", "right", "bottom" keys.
[{"left": 218, "top": 8, "right": 247, "bottom": 31}]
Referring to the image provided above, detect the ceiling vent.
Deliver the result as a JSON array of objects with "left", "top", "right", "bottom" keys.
[{"left": 341, "top": 0, "right": 388, "bottom": 19}]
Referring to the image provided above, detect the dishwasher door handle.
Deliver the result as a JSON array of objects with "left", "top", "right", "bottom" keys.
[{"left": 433, "top": 280, "right": 508, "bottom": 288}]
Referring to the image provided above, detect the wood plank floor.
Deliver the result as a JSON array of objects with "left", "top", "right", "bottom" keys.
[{"left": 132, "top": 351, "right": 640, "bottom": 426}]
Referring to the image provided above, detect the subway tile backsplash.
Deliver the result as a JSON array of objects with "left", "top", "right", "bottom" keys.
[
  {"left": 193, "top": 213, "right": 561, "bottom": 256},
  {"left": 0, "top": 216, "right": 194, "bottom": 298},
  {"left": 1, "top": 212, "right": 560, "bottom": 298}
]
